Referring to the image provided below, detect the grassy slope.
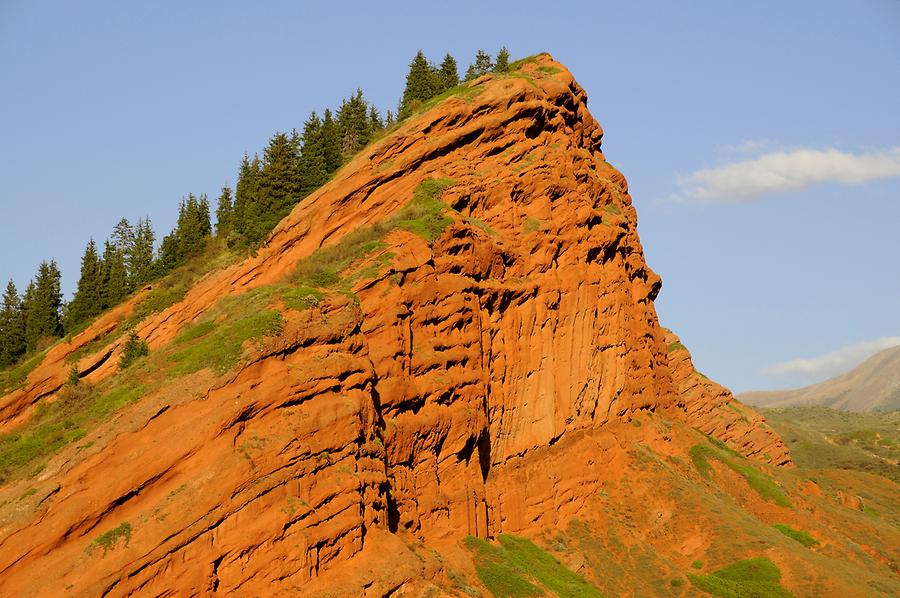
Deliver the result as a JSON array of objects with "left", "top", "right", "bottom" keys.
[{"left": 761, "top": 407, "right": 900, "bottom": 484}]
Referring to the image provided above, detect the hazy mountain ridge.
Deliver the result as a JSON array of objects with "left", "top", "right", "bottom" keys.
[{"left": 741, "top": 346, "right": 900, "bottom": 412}]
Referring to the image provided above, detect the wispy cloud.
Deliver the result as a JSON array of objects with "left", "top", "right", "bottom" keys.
[
  {"left": 761, "top": 336, "right": 900, "bottom": 379},
  {"left": 675, "top": 146, "right": 900, "bottom": 202}
]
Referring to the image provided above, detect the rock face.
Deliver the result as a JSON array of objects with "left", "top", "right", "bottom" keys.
[{"left": 0, "top": 54, "right": 791, "bottom": 595}]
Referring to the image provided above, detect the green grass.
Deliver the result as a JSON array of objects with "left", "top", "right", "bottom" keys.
[
  {"left": 537, "top": 65, "right": 562, "bottom": 75},
  {"left": 508, "top": 53, "right": 551, "bottom": 71},
  {"left": 464, "top": 534, "right": 604, "bottom": 597},
  {"left": 281, "top": 286, "right": 326, "bottom": 311},
  {"left": 691, "top": 445, "right": 715, "bottom": 479},
  {"left": 772, "top": 524, "right": 818, "bottom": 548},
  {"left": 0, "top": 382, "right": 143, "bottom": 481},
  {"left": 168, "top": 308, "right": 282, "bottom": 376},
  {"left": 524, "top": 217, "right": 541, "bottom": 232},
  {"left": 291, "top": 178, "right": 456, "bottom": 292},
  {"left": 86, "top": 522, "right": 132, "bottom": 556},
  {"left": 692, "top": 560, "right": 704, "bottom": 570},
  {"left": 688, "top": 558, "right": 794, "bottom": 598},
  {"left": 0, "top": 352, "right": 46, "bottom": 395},
  {"left": 667, "top": 341, "right": 686, "bottom": 353},
  {"left": 760, "top": 407, "right": 900, "bottom": 483},
  {"left": 690, "top": 440, "right": 792, "bottom": 507},
  {"left": 603, "top": 203, "right": 622, "bottom": 216}
]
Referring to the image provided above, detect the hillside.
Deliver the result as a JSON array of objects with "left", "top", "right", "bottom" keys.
[
  {"left": 762, "top": 407, "right": 900, "bottom": 484},
  {"left": 742, "top": 346, "right": 900, "bottom": 412},
  {"left": 0, "top": 54, "right": 897, "bottom": 597}
]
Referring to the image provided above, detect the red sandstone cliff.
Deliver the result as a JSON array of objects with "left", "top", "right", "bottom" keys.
[{"left": 0, "top": 54, "right": 792, "bottom": 595}]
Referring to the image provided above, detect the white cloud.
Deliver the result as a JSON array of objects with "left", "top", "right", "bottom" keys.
[
  {"left": 719, "top": 138, "right": 773, "bottom": 155},
  {"left": 761, "top": 336, "right": 900, "bottom": 379},
  {"left": 675, "top": 146, "right": 900, "bottom": 202}
]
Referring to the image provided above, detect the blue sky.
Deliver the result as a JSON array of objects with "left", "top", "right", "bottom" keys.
[{"left": 1, "top": 1, "right": 898, "bottom": 393}]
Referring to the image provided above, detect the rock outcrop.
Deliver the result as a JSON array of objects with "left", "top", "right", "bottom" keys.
[{"left": 0, "top": 54, "right": 791, "bottom": 595}]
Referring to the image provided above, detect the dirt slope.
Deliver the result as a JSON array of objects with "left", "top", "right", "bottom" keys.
[{"left": 0, "top": 54, "right": 819, "bottom": 596}]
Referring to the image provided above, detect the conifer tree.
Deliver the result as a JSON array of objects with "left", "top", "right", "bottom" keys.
[
  {"left": 369, "top": 106, "right": 384, "bottom": 132},
  {"left": 233, "top": 153, "right": 259, "bottom": 238},
  {"left": 100, "top": 240, "right": 128, "bottom": 309},
  {"left": 65, "top": 239, "right": 103, "bottom": 329},
  {"left": 215, "top": 186, "right": 234, "bottom": 238},
  {"left": 495, "top": 47, "right": 510, "bottom": 72},
  {"left": 0, "top": 280, "right": 25, "bottom": 367},
  {"left": 385, "top": 110, "right": 395, "bottom": 127},
  {"left": 400, "top": 50, "right": 438, "bottom": 118},
  {"left": 24, "top": 261, "right": 62, "bottom": 351},
  {"left": 467, "top": 50, "right": 493, "bottom": 80},
  {"left": 322, "top": 109, "right": 343, "bottom": 172},
  {"left": 299, "top": 112, "right": 327, "bottom": 195},
  {"left": 130, "top": 217, "right": 155, "bottom": 287},
  {"left": 252, "top": 132, "right": 302, "bottom": 241},
  {"left": 439, "top": 53, "right": 460, "bottom": 90}
]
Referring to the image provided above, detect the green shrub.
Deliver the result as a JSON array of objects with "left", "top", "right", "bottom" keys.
[
  {"left": 772, "top": 524, "right": 817, "bottom": 548},
  {"left": 688, "top": 558, "right": 793, "bottom": 598},
  {"left": 86, "top": 522, "right": 132, "bottom": 556},
  {"left": 282, "top": 286, "right": 326, "bottom": 311},
  {"left": 119, "top": 331, "right": 148, "bottom": 369},
  {"left": 692, "top": 560, "right": 704, "bottom": 570}
]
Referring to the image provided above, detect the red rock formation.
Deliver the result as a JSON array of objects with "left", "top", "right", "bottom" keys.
[{"left": 0, "top": 54, "right": 792, "bottom": 595}]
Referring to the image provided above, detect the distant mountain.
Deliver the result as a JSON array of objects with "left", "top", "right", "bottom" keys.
[{"left": 741, "top": 346, "right": 900, "bottom": 412}]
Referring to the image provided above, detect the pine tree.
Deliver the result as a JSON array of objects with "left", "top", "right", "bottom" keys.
[
  {"left": 233, "top": 153, "right": 259, "bottom": 238},
  {"left": 24, "top": 261, "right": 62, "bottom": 351},
  {"left": 322, "top": 109, "right": 342, "bottom": 172},
  {"left": 495, "top": 47, "right": 510, "bottom": 72},
  {"left": 100, "top": 240, "right": 128, "bottom": 309},
  {"left": 369, "top": 105, "right": 384, "bottom": 132},
  {"left": 439, "top": 53, "right": 460, "bottom": 90},
  {"left": 385, "top": 110, "right": 395, "bottom": 127},
  {"left": 299, "top": 112, "right": 327, "bottom": 195},
  {"left": 399, "top": 50, "right": 438, "bottom": 118},
  {"left": 130, "top": 217, "right": 155, "bottom": 287},
  {"left": 65, "top": 239, "right": 103, "bottom": 329},
  {"left": 0, "top": 280, "right": 25, "bottom": 367},
  {"left": 467, "top": 50, "right": 493, "bottom": 80},
  {"left": 215, "top": 186, "right": 234, "bottom": 238},
  {"left": 251, "top": 132, "right": 302, "bottom": 242}
]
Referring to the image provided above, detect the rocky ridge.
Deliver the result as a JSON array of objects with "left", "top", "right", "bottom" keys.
[{"left": 0, "top": 54, "right": 792, "bottom": 595}]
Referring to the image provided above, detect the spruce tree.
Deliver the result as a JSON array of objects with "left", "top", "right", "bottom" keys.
[
  {"left": 299, "top": 112, "right": 327, "bottom": 195},
  {"left": 399, "top": 50, "right": 437, "bottom": 118},
  {"left": 25, "top": 261, "right": 62, "bottom": 351},
  {"left": 253, "top": 132, "right": 302, "bottom": 241},
  {"left": 322, "top": 109, "right": 342, "bottom": 172},
  {"left": 130, "top": 217, "right": 156, "bottom": 287},
  {"left": 439, "top": 53, "right": 460, "bottom": 90},
  {"left": 215, "top": 186, "right": 234, "bottom": 238},
  {"left": 100, "top": 240, "right": 128, "bottom": 309},
  {"left": 369, "top": 105, "right": 384, "bottom": 132},
  {"left": 233, "top": 153, "right": 259, "bottom": 238},
  {"left": 0, "top": 280, "right": 25, "bottom": 367},
  {"left": 467, "top": 50, "right": 493, "bottom": 80},
  {"left": 495, "top": 47, "right": 510, "bottom": 72},
  {"left": 66, "top": 239, "right": 103, "bottom": 329}
]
